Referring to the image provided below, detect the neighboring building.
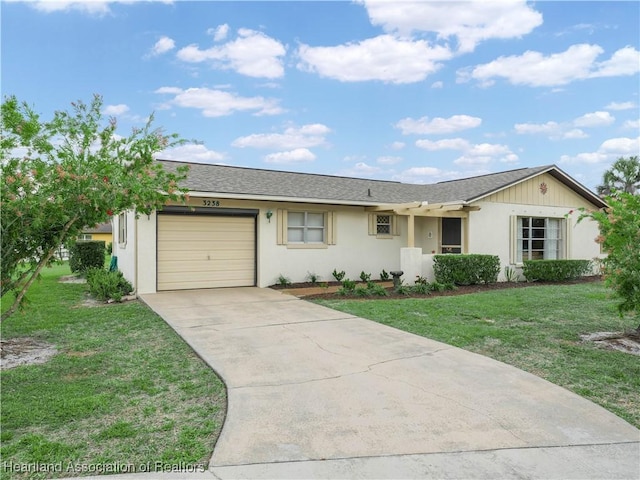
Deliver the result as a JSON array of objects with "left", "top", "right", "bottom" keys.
[
  {"left": 114, "top": 160, "right": 606, "bottom": 295},
  {"left": 79, "top": 222, "right": 113, "bottom": 243}
]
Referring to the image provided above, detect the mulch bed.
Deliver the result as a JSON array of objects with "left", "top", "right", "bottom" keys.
[{"left": 272, "top": 276, "right": 603, "bottom": 301}]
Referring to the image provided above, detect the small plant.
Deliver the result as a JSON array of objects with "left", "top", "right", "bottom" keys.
[
  {"left": 428, "top": 281, "right": 456, "bottom": 292},
  {"left": 341, "top": 279, "right": 356, "bottom": 291},
  {"left": 277, "top": 274, "right": 291, "bottom": 287},
  {"left": 368, "top": 283, "right": 389, "bottom": 296},
  {"left": 359, "top": 271, "right": 371, "bottom": 282},
  {"left": 306, "top": 272, "right": 320, "bottom": 284},
  {"left": 395, "top": 284, "right": 411, "bottom": 295},
  {"left": 85, "top": 268, "right": 133, "bottom": 302},
  {"left": 415, "top": 275, "right": 429, "bottom": 285},
  {"left": 379, "top": 269, "right": 390, "bottom": 281},
  {"left": 332, "top": 269, "right": 346, "bottom": 282},
  {"left": 504, "top": 266, "right": 519, "bottom": 283},
  {"left": 410, "top": 282, "right": 431, "bottom": 295},
  {"left": 353, "top": 286, "right": 371, "bottom": 297}
]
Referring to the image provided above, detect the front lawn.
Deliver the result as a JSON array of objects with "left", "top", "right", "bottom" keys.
[
  {"left": 315, "top": 282, "right": 640, "bottom": 428},
  {"left": 0, "top": 264, "right": 226, "bottom": 479}
]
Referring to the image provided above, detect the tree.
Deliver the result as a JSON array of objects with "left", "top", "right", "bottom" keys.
[
  {"left": 596, "top": 156, "right": 640, "bottom": 196},
  {"left": 1, "top": 94, "right": 189, "bottom": 321},
  {"left": 579, "top": 192, "right": 640, "bottom": 330}
]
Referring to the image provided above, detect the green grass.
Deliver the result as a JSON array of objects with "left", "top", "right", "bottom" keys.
[
  {"left": 1, "top": 264, "right": 226, "bottom": 479},
  {"left": 315, "top": 282, "right": 640, "bottom": 428}
]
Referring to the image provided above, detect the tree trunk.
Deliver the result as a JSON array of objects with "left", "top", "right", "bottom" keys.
[{"left": 1, "top": 216, "right": 78, "bottom": 322}]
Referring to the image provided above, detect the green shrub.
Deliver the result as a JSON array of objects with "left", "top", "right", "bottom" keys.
[
  {"left": 367, "top": 283, "right": 389, "bottom": 296},
  {"left": 522, "top": 260, "right": 592, "bottom": 282},
  {"left": 86, "top": 268, "right": 133, "bottom": 302},
  {"left": 341, "top": 279, "right": 356, "bottom": 291},
  {"left": 276, "top": 274, "right": 291, "bottom": 287},
  {"left": 410, "top": 282, "right": 431, "bottom": 295},
  {"left": 433, "top": 254, "right": 500, "bottom": 285},
  {"left": 379, "top": 269, "right": 390, "bottom": 281},
  {"left": 332, "top": 269, "right": 346, "bottom": 282},
  {"left": 359, "top": 271, "right": 371, "bottom": 282},
  {"left": 430, "top": 281, "right": 457, "bottom": 292},
  {"left": 306, "top": 272, "right": 320, "bottom": 284},
  {"left": 69, "top": 241, "right": 106, "bottom": 273}
]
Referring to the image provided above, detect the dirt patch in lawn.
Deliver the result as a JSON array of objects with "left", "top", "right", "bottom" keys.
[
  {"left": 59, "top": 275, "right": 86, "bottom": 284},
  {"left": 0, "top": 337, "right": 58, "bottom": 369},
  {"left": 581, "top": 330, "right": 640, "bottom": 356}
]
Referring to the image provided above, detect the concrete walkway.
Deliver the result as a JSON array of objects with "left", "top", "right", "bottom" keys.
[{"left": 134, "top": 287, "right": 640, "bottom": 479}]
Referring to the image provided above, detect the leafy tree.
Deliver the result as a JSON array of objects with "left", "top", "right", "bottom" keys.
[
  {"left": 1, "top": 94, "right": 189, "bottom": 321},
  {"left": 579, "top": 192, "right": 640, "bottom": 330},
  {"left": 596, "top": 156, "right": 640, "bottom": 196}
]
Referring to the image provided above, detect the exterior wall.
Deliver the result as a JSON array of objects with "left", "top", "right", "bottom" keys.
[
  {"left": 120, "top": 196, "right": 408, "bottom": 294},
  {"left": 89, "top": 233, "right": 113, "bottom": 243},
  {"left": 467, "top": 201, "right": 602, "bottom": 280}
]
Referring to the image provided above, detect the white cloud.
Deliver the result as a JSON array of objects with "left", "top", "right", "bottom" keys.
[
  {"left": 389, "top": 141, "right": 405, "bottom": 150},
  {"left": 154, "top": 87, "right": 283, "bottom": 117},
  {"left": 359, "top": 0, "right": 542, "bottom": 53},
  {"left": 392, "top": 166, "right": 453, "bottom": 184},
  {"left": 339, "top": 162, "right": 383, "bottom": 178},
  {"left": 208, "top": 24, "right": 230, "bottom": 42},
  {"left": 560, "top": 136, "right": 640, "bottom": 164},
  {"left": 415, "top": 138, "right": 470, "bottom": 150},
  {"left": 396, "top": 115, "right": 481, "bottom": 135},
  {"left": 605, "top": 101, "right": 636, "bottom": 111},
  {"left": 22, "top": 1, "right": 174, "bottom": 16},
  {"left": 148, "top": 36, "right": 175, "bottom": 57},
  {"left": 102, "top": 104, "right": 130, "bottom": 116},
  {"left": 297, "top": 35, "right": 451, "bottom": 84},
  {"left": 176, "top": 28, "right": 286, "bottom": 79},
  {"left": 159, "top": 144, "right": 225, "bottom": 164},
  {"left": 376, "top": 156, "right": 402, "bottom": 165},
  {"left": 232, "top": 124, "right": 331, "bottom": 150},
  {"left": 573, "top": 111, "right": 615, "bottom": 127},
  {"left": 459, "top": 44, "right": 640, "bottom": 87},
  {"left": 623, "top": 119, "right": 640, "bottom": 130},
  {"left": 431, "top": 81, "right": 443, "bottom": 89},
  {"left": 264, "top": 148, "right": 316, "bottom": 164},
  {"left": 515, "top": 110, "right": 616, "bottom": 140}
]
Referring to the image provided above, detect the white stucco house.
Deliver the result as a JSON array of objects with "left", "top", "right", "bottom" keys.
[{"left": 114, "top": 160, "right": 606, "bottom": 295}]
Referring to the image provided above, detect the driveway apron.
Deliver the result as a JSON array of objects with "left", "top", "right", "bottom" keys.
[{"left": 141, "top": 287, "right": 640, "bottom": 478}]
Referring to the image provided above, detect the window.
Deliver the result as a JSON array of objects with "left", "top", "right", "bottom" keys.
[
  {"left": 118, "top": 212, "right": 127, "bottom": 245},
  {"left": 517, "top": 217, "right": 562, "bottom": 262},
  {"left": 376, "top": 215, "right": 391, "bottom": 235},
  {"left": 78, "top": 234, "right": 92, "bottom": 241},
  {"left": 287, "top": 211, "right": 325, "bottom": 244},
  {"left": 368, "top": 213, "right": 399, "bottom": 237}
]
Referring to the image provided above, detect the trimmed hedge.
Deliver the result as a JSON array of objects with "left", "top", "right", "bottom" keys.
[
  {"left": 522, "top": 259, "right": 592, "bottom": 282},
  {"left": 433, "top": 254, "right": 500, "bottom": 285},
  {"left": 69, "top": 241, "right": 106, "bottom": 273}
]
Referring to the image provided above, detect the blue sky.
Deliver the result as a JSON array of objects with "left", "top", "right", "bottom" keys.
[{"left": 2, "top": 1, "right": 639, "bottom": 190}]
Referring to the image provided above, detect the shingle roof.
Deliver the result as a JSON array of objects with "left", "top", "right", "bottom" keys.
[
  {"left": 157, "top": 160, "right": 604, "bottom": 208},
  {"left": 83, "top": 222, "right": 112, "bottom": 234}
]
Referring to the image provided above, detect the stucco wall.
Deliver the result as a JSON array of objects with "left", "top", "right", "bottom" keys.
[{"left": 468, "top": 201, "right": 602, "bottom": 280}]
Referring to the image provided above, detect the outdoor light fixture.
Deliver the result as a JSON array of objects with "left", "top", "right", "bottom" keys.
[{"left": 266, "top": 210, "right": 273, "bottom": 222}]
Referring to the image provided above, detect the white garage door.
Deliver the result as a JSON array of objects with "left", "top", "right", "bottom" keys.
[{"left": 157, "top": 214, "right": 256, "bottom": 291}]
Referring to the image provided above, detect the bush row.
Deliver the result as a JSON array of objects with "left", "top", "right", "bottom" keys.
[
  {"left": 522, "top": 259, "right": 592, "bottom": 282},
  {"left": 69, "top": 241, "right": 105, "bottom": 273},
  {"left": 433, "top": 254, "right": 501, "bottom": 285}
]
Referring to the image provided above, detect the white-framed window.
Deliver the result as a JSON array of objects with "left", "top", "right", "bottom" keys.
[
  {"left": 118, "top": 212, "right": 127, "bottom": 245},
  {"left": 276, "top": 209, "right": 336, "bottom": 247},
  {"left": 287, "top": 211, "right": 325, "bottom": 243},
  {"left": 376, "top": 214, "right": 392, "bottom": 235},
  {"left": 78, "top": 234, "right": 92, "bottom": 241},
  {"left": 368, "top": 213, "right": 399, "bottom": 237},
  {"left": 516, "top": 217, "right": 562, "bottom": 262}
]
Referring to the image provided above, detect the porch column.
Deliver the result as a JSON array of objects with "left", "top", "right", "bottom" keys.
[{"left": 407, "top": 213, "right": 415, "bottom": 248}]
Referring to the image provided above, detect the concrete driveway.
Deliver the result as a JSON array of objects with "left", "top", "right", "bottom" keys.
[{"left": 141, "top": 287, "right": 640, "bottom": 479}]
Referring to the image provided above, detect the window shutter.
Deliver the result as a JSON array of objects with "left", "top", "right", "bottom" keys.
[
  {"left": 509, "top": 215, "right": 517, "bottom": 264},
  {"left": 276, "top": 209, "right": 287, "bottom": 245},
  {"left": 326, "top": 211, "right": 337, "bottom": 245},
  {"left": 392, "top": 214, "right": 400, "bottom": 236},
  {"left": 368, "top": 213, "right": 375, "bottom": 235},
  {"left": 564, "top": 217, "right": 572, "bottom": 259}
]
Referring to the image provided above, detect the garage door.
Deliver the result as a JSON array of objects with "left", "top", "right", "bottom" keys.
[{"left": 157, "top": 214, "right": 256, "bottom": 290}]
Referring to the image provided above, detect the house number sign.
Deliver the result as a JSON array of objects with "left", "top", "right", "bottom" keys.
[{"left": 202, "top": 200, "right": 221, "bottom": 207}]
